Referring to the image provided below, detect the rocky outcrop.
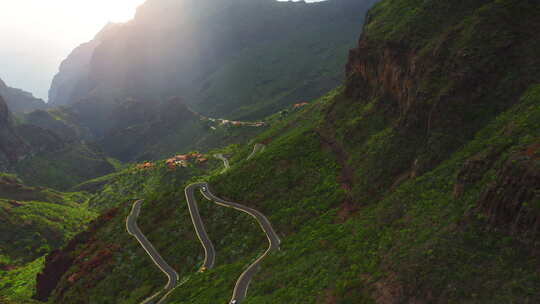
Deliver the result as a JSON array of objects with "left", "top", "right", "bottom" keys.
[
  {"left": 48, "top": 23, "right": 122, "bottom": 106},
  {"left": 0, "top": 95, "right": 30, "bottom": 168},
  {"left": 0, "top": 78, "right": 47, "bottom": 113},
  {"left": 344, "top": 0, "right": 540, "bottom": 178},
  {"left": 478, "top": 152, "right": 540, "bottom": 235}
]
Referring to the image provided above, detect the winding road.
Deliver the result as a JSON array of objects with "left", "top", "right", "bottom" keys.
[
  {"left": 214, "top": 153, "right": 230, "bottom": 172},
  {"left": 184, "top": 183, "right": 216, "bottom": 270},
  {"left": 199, "top": 184, "right": 280, "bottom": 304},
  {"left": 126, "top": 200, "right": 179, "bottom": 304},
  {"left": 128, "top": 144, "right": 275, "bottom": 304},
  {"left": 247, "top": 144, "right": 266, "bottom": 161}
]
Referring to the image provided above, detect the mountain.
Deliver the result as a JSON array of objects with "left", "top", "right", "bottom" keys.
[
  {"left": 48, "top": 0, "right": 379, "bottom": 125},
  {"left": 48, "top": 23, "right": 123, "bottom": 107},
  {"left": 0, "top": 89, "right": 115, "bottom": 190},
  {"left": 0, "top": 95, "right": 30, "bottom": 169},
  {"left": 97, "top": 96, "right": 265, "bottom": 162},
  {"left": 0, "top": 78, "right": 48, "bottom": 113},
  {"left": 25, "top": 0, "right": 540, "bottom": 303}
]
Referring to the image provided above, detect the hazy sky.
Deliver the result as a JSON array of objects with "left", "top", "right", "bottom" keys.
[{"left": 0, "top": 0, "right": 323, "bottom": 101}]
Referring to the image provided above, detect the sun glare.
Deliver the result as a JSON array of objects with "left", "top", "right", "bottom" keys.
[
  {"left": 99, "top": 0, "right": 148, "bottom": 23},
  {"left": 0, "top": 0, "right": 147, "bottom": 99}
]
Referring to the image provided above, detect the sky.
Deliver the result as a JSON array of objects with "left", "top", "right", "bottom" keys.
[{"left": 0, "top": 0, "right": 323, "bottom": 101}]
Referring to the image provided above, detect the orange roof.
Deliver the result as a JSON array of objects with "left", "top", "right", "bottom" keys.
[
  {"left": 294, "top": 102, "right": 309, "bottom": 108},
  {"left": 174, "top": 155, "right": 189, "bottom": 160},
  {"left": 136, "top": 162, "right": 154, "bottom": 170}
]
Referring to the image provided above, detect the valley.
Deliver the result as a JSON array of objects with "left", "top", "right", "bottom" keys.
[{"left": 1, "top": 0, "right": 540, "bottom": 303}]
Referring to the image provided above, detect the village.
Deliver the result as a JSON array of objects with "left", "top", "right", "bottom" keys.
[
  {"left": 135, "top": 101, "right": 311, "bottom": 171},
  {"left": 204, "top": 117, "right": 266, "bottom": 128}
]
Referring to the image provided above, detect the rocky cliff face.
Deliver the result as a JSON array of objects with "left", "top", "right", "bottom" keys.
[
  {"left": 344, "top": 0, "right": 540, "bottom": 183},
  {"left": 0, "top": 78, "right": 47, "bottom": 113},
  {"left": 48, "top": 0, "right": 379, "bottom": 120},
  {"left": 48, "top": 23, "right": 122, "bottom": 106},
  {"left": 0, "top": 95, "right": 29, "bottom": 168}
]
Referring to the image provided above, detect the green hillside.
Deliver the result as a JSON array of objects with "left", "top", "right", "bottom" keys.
[
  {"left": 3, "top": 0, "right": 540, "bottom": 303},
  {"left": 0, "top": 175, "right": 95, "bottom": 303},
  {"left": 38, "top": 79, "right": 540, "bottom": 303}
]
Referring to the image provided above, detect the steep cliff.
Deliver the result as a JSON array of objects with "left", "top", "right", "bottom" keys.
[
  {"left": 48, "top": 0, "right": 379, "bottom": 121},
  {"left": 48, "top": 23, "right": 123, "bottom": 107},
  {"left": 0, "top": 95, "right": 30, "bottom": 168}
]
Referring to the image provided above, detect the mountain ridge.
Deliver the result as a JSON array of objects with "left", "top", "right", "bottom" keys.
[
  {"left": 0, "top": 78, "right": 48, "bottom": 114},
  {"left": 48, "top": 0, "right": 379, "bottom": 121}
]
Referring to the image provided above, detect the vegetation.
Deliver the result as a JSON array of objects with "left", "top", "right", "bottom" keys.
[
  {"left": 0, "top": 177, "right": 96, "bottom": 303},
  {"left": 14, "top": 143, "right": 116, "bottom": 190},
  {"left": 2, "top": 0, "right": 540, "bottom": 303},
  {"left": 0, "top": 257, "right": 44, "bottom": 304}
]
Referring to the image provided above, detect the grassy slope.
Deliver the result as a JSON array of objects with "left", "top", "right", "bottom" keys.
[
  {"left": 0, "top": 258, "right": 43, "bottom": 304},
  {"left": 36, "top": 0, "right": 540, "bottom": 303},
  {"left": 46, "top": 85, "right": 539, "bottom": 303},
  {"left": 14, "top": 143, "right": 116, "bottom": 191},
  {"left": 0, "top": 179, "right": 95, "bottom": 303},
  {"left": 164, "top": 85, "right": 540, "bottom": 303},
  {"left": 47, "top": 158, "right": 265, "bottom": 304}
]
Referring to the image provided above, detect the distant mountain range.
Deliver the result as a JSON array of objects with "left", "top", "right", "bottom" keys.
[
  {"left": 48, "top": 0, "right": 378, "bottom": 122},
  {"left": 0, "top": 82, "right": 115, "bottom": 189}
]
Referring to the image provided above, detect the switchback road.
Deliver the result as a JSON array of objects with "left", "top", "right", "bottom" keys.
[
  {"left": 247, "top": 144, "right": 265, "bottom": 160},
  {"left": 214, "top": 153, "right": 230, "bottom": 172},
  {"left": 200, "top": 184, "right": 280, "bottom": 304},
  {"left": 184, "top": 183, "right": 216, "bottom": 270},
  {"left": 130, "top": 144, "right": 276, "bottom": 304},
  {"left": 126, "top": 200, "right": 179, "bottom": 304}
]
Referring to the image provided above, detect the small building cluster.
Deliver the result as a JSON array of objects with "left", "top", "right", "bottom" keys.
[
  {"left": 218, "top": 119, "right": 266, "bottom": 127},
  {"left": 200, "top": 113, "right": 268, "bottom": 129},
  {"left": 165, "top": 152, "right": 208, "bottom": 169},
  {"left": 136, "top": 162, "right": 154, "bottom": 170},
  {"left": 293, "top": 102, "right": 310, "bottom": 109}
]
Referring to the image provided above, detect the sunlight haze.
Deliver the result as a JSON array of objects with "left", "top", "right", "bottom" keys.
[
  {"left": 0, "top": 0, "right": 146, "bottom": 100},
  {"left": 0, "top": 0, "right": 324, "bottom": 101}
]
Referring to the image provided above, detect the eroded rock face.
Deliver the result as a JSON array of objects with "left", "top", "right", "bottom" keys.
[
  {"left": 453, "top": 148, "right": 503, "bottom": 198},
  {"left": 478, "top": 153, "right": 540, "bottom": 235},
  {"left": 34, "top": 208, "right": 119, "bottom": 302},
  {"left": 48, "top": 23, "right": 122, "bottom": 107},
  {"left": 343, "top": 1, "right": 540, "bottom": 182},
  {"left": 0, "top": 95, "right": 29, "bottom": 167},
  {"left": 34, "top": 248, "right": 76, "bottom": 302}
]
